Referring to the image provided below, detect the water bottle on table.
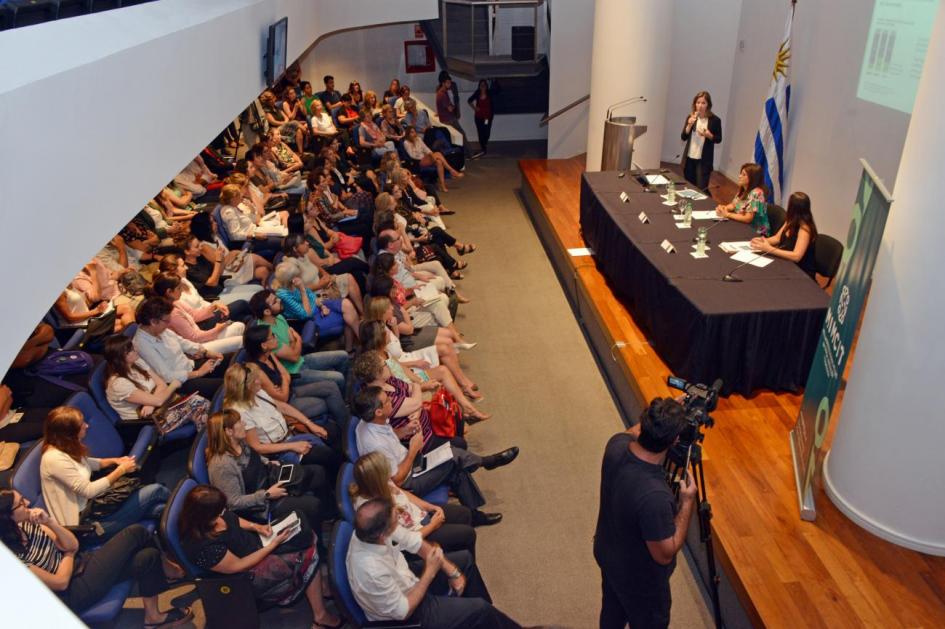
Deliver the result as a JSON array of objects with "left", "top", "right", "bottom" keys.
[
  {"left": 667, "top": 181, "right": 676, "bottom": 203},
  {"left": 683, "top": 200, "right": 693, "bottom": 228}
]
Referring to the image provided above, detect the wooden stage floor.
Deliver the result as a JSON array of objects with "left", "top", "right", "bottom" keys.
[{"left": 519, "top": 156, "right": 945, "bottom": 628}]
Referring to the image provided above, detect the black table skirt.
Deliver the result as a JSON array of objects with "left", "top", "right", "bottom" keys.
[{"left": 579, "top": 172, "right": 827, "bottom": 396}]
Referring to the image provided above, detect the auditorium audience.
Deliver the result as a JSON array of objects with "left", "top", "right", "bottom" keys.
[
  {"left": 150, "top": 273, "right": 245, "bottom": 355},
  {"left": 0, "top": 490, "right": 191, "bottom": 627},
  {"left": 104, "top": 335, "right": 180, "bottom": 422}
]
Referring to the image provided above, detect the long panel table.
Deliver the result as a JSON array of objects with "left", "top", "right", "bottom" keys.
[{"left": 579, "top": 171, "right": 828, "bottom": 395}]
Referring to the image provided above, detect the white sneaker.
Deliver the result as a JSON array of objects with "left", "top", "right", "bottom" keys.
[{"left": 456, "top": 342, "right": 478, "bottom": 351}]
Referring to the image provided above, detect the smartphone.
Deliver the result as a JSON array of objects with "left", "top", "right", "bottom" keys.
[{"left": 278, "top": 464, "right": 293, "bottom": 483}]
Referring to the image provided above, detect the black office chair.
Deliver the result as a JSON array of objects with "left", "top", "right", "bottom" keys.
[
  {"left": 767, "top": 203, "right": 786, "bottom": 236},
  {"left": 813, "top": 234, "right": 843, "bottom": 288}
]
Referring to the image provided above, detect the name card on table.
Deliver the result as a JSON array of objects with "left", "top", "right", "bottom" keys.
[
  {"left": 638, "top": 212, "right": 649, "bottom": 224},
  {"left": 660, "top": 239, "right": 676, "bottom": 254},
  {"left": 619, "top": 191, "right": 630, "bottom": 203}
]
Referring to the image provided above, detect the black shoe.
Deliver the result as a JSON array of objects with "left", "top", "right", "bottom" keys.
[
  {"left": 482, "top": 446, "right": 519, "bottom": 470},
  {"left": 472, "top": 510, "right": 503, "bottom": 526}
]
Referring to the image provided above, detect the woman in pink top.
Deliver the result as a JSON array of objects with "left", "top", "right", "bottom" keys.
[{"left": 151, "top": 273, "right": 244, "bottom": 355}]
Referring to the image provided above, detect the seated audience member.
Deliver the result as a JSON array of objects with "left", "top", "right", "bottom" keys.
[
  {"left": 391, "top": 167, "right": 459, "bottom": 221},
  {"left": 300, "top": 80, "right": 318, "bottom": 115},
  {"left": 205, "top": 410, "right": 333, "bottom": 532},
  {"left": 0, "top": 490, "right": 191, "bottom": 627},
  {"left": 403, "top": 125, "right": 464, "bottom": 193},
  {"left": 394, "top": 85, "right": 412, "bottom": 118},
  {"left": 158, "top": 254, "right": 254, "bottom": 323},
  {"left": 363, "top": 90, "right": 382, "bottom": 118},
  {"left": 160, "top": 183, "right": 200, "bottom": 217},
  {"left": 249, "top": 289, "right": 349, "bottom": 388},
  {"left": 265, "top": 129, "right": 304, "bottom": 176},
  {"left": 350, "top": 451, "right": 475, "bottom": 554},
  {"left": 347, "top": 498, "right": 521, "bottom": 627},
  {"left": 222, "top": 363, "right": 339, "bottom": 471},
  {"left": 39, "top": 407, "right": 169, "bottom": 539},
  {"left": 133, "top": 297, "right": 227, "bottom": 399},
  {"left": 358, "top": 108, "right": 397, "bottom": 157},
  {"left": 272, "top": 261, "right": 358, "bottom": 349},
  {"left": 104, "top": 335, "right": 180, "bottom": 421},
  {"left": 403, "top": 97, "right": 434, "bottom": 139},
  {"left": 750, "top": 191, "right": 818, "bottom": 278},
  {"left": 353, "top": 385, "right": 517, "bottom": 526},
  {"left": 150, "top": 273, "right": 245, "bottom": 355},
  {"left": 336, "top": 93, "right": 360, "bottom": 132},
  {"left": 380, "top": 104, "right": 406, "bottom": 143},
  {"left": 309, "top": 99, "right": 340, "bottom": 144},
  {"left": 250, "top": 143, "right": 307, "bottom": 196},
  {"left": 282, "top": 234, "right": 364, "bottom": 315},
  {"left": 259, "top": 89, "right": 307, "bottom": 153},
  {"left": 189, "top": 211, "right": 272, "bottom": 287},
  {"left": 375, "top": 214, "right": 461, "bottom": 288},
  {"left": 174, "top": 156, "right": 218, "bottom": 197},
  {"left": 217, "top": 182, "right": 286, "bottom": 255},
  {"left": 320, "top": 74, "right": 344, "bottom": 114},
  {"left": 178, "top": 485, "right": 339, "bottom": 629},
  {"left": 281, "top": 85, "right": 308, "bottom": 128},
  {"left": 242, "top": 324, "right": 348, "bottom": 430},
  {"left": 387, "top": 183, "right": 465, "bottom": 276},
  {"left": 347, "top": 80, "right": 364, "bottom": 107},
  {"left": 716, "top": 162, "right": 771, "bottom": 235},
  {"left": 383, "top": 79, "right": 402, "bottom": 108}
]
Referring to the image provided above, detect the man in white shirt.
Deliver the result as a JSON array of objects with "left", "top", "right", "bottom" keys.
[
  {"left": 347, "top": 498, "right": 521, "bottom": 628},
  {"left": 353, "top": 386, "right": 517, "bottom": 527},
  {"left": 133, "top": 297, "right": 225, "bottom": 398}
]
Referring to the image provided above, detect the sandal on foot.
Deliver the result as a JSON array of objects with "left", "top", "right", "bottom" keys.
[
  {"left": 450, "top": 271, "right": 465, "bottom": 280},
  {"left": 145, "top": 607, "right": 193, "bottom": 629},
  {"left": 312, "top": 617, "right": 344, "bottom": 629},
  {"left": 458, "top": 243, "right": 477, "bottom": 255}
]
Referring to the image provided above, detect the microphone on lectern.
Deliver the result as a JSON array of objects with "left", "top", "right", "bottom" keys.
[
  {"left": 721, "top": 242, "right": 786, "bottom": 282},
  {"left": 606, "top": 96, "right": 646, "bottom": 120}
]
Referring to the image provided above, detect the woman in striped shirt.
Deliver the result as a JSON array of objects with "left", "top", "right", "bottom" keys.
[{"left": 0, "top": 489, "right": 190, "bottom": 627}]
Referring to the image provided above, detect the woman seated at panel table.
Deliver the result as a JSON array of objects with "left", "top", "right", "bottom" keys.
[
  {"left": 750, "top": 191, "right": 818, "bottom": 279},
  {"left": 715, "top": 162, "right": 771, "bottom": 236}
]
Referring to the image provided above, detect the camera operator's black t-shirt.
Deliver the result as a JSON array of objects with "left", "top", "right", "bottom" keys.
[{"left": 594, "top": 432, "right": 678, "bottom": 598}]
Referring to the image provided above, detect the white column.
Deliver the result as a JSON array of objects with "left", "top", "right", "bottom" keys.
[
  {"left": 585, "top": 0, "right": 673, "bottom": 171},
  {"left": 822, "top": 3, "right": 945, "bottom": 555}
]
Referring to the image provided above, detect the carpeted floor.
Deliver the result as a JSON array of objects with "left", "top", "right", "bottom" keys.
[{"left": 119, "top": 143, "right": 715, "bottom": 629}]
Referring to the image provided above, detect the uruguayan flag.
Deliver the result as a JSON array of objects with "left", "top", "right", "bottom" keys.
[{"left": 754, "top": 5, "right": 794, "bottom": 203}]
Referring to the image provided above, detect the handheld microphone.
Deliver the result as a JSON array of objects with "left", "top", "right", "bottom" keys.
[{"left": 721, "top": 242, "right": 785, "bottom": 282}]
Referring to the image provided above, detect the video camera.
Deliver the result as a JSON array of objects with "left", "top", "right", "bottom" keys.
[{"left": 666, "top": 376, "right": 722, "bottom": 453}]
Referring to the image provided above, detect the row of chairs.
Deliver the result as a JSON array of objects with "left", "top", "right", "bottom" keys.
[
  {"left": 765, "top": 203, "right": 843, "bottom": 287},
  {"left": 11, "top": 391, "right": 157, "bottom": 625},
  {"left": 0, "top": 0, "right": 155, "bottom": 31}
]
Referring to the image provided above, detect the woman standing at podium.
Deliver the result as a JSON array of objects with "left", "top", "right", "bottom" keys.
[{"left": 680, "top": 91, "right": 722, "bottom": 190}]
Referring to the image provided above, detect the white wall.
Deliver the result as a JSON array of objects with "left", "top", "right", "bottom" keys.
[
  {"left": 720, "top": 0, "right": 912, "bottom": 240},
  {"left": 0, "top": 0, "right": 437, "bottom": 376},
  {"left": 660, "top": 0, "right": 742, "bottom": 163},
  {"left": 546, "top": 0, "right": 595, "bottom": 159},
  {"left": 298, "top": 22, "right": 546, "bottom": 142}
]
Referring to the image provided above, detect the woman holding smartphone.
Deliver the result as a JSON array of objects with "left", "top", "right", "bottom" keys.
[
  {"left": 205, "top": 410, "right": 335, "bottom": 536},
  {"left": 680, "top": 90, "right": 722, "bottom": 190}
]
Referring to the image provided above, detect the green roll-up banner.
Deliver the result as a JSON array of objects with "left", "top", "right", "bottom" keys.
[{"left": 790, "top": 159, "right": 893, "bottom": 521}]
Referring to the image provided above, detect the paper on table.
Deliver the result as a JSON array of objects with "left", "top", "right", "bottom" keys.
[
  {"left": 718, "top": 241, "right": 753, "bottom": 253},
  {"left": 691, "top": 210, "right": 721, "bottom": 220},
  {"left": 730, "top": 249, "right": 774, "bottom": 268},
  {"left": 0, "top": 410, "right": 24, "bottom": 430},
  {"left": 259, "top": 511, "right": 302, "bottom": 546},
  {"left": 645, "top": 174, "right": 671, "bottom": 185},
  {"left": 414, "top": 282, "right": 441, "bottom": 304},
  {"left": 413, "top": 442, "right": 453, "bottom": 477}
]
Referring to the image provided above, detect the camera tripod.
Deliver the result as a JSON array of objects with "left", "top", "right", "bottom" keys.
[{"left": 664, "top": 442, "right": 723, "bottom": 628}]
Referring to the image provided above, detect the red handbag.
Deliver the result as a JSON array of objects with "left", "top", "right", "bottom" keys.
[
  {"left": 333, "top": 232, "right": 363, "bottom": 259},
  {"left": 425, "top": 388, "right": 461, "bottom": 438}
]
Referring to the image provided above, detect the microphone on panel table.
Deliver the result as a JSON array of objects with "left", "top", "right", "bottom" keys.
[{"left": 721, "top": 242, "right": 787, "bottom": 282}]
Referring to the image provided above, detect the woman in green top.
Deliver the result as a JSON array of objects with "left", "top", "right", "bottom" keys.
[{"left": 716, "top": 162, "right": 771, "bottom": 235}]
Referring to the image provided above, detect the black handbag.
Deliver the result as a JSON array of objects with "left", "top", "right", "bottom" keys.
[{"left": 82, "top": 475, "right": 141, "bottom": 520}]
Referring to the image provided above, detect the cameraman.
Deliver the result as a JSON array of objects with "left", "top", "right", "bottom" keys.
[{"left": 594, "top": 397, "right": 697, "bottom": 629}]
